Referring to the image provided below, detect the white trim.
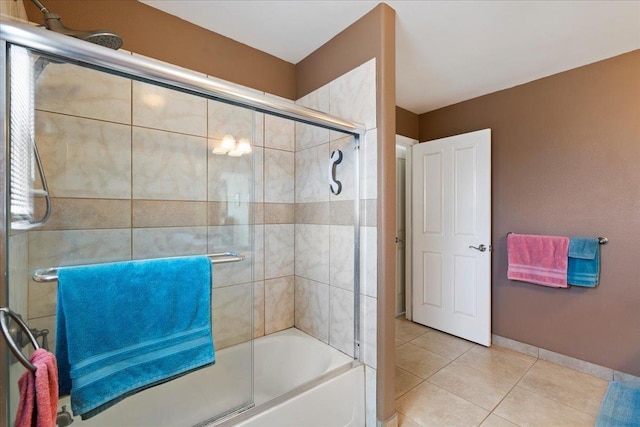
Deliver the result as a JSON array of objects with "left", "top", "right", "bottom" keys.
[{"left": 395, "top": 135, "right": 417, "bottom": 320}]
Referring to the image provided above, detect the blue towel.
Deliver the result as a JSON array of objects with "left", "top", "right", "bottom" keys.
[
  {"left": 596, "top": 381, "right": 640, "bottom": 426},
  {"left": 567, "top": 237, "right": 600, "bottom": 287},
  {"left": 55, "top": 256, "right": 214, "bottom": 419}
]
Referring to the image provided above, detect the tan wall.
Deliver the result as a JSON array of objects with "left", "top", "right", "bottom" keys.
[
  {"left": 396, "top": 106, "right": 419, "bottom": 139},
  {"left": 419, "top": 50, "right": 640, "bottom": 376},
  {"left": 296, "top": 4, "right": 397, "bottom": 423},
  {"left": 23, "top": 0, "right": 296, "bottom": 99}
]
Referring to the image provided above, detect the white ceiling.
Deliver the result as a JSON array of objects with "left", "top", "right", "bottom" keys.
[{"left": 142, "top": 1, "right": 640, "bottom": 114}]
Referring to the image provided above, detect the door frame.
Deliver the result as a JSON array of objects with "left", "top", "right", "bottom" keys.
[{"left": 395, "top": 135, "right": 417, "bottom": 320}]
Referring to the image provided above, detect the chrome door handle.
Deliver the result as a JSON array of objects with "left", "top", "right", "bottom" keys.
[{"left": 469, "top": 244, "right": 487, "bottom": 252}]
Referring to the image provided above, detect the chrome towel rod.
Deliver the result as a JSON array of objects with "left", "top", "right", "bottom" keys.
[
  {"left": 506, "top": 232, "right": 608, "bottom": 245},
  {"left": 32, "top": 252, "right": 245, "bottom": 283}
]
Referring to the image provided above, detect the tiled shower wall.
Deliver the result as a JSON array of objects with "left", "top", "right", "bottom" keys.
[
  {"left": 16, "top": 53, "right": 299, "bottom": 357},
  {"left": 294, "top": 59, "right": 378, "bottom": 425}
]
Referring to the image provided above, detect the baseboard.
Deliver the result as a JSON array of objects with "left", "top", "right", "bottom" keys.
[{"left": 492, "top": 334, "right": 640, "bottom": 382}]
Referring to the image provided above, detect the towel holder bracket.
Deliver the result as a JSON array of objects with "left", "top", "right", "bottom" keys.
[
  {"left": 0, "top": 307, "right": 40, "bottom": 372},
  {"left": 506, "top": 232, "right": 608, "bottom": 245}
]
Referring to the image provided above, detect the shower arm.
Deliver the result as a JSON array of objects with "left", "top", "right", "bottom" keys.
[{"left": 30, "top": 0, "right": 50, "bottom": 14}]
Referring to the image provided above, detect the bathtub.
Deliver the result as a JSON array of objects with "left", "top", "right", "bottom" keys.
[{"left": 54, "top": 328, "right": 363, "bottom": 427}]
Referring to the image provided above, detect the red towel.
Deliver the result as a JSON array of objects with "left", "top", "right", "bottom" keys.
[
  {"left": 15, "top": 349, "right": 59, "bottom": 427},
  {"left": 507, "top": 233, "right": 570, "bottom": 288}
]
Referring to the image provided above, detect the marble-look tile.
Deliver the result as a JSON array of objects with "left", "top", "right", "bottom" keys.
[
  {"left": 28, "top": 229, "right": 132, "bottom": 317},
  {"left": 253, "top": 112, "right": 265, "bottom": 147},
  {"left": 614, "top": 370, "right": 640, "bottom": 384},
  {"left": 295, "top": 143, "right": 330, "bottom": 203},
  {"left": 212, "top": 283, "right": 253, "bottom": 350},
  {"left": 133, "top": 81, "right": 207, "bottom": 136},
  {"left": 294, "top": 276, "right": 329, "bottom": 343},
  {"left": 492, "top": 334, "right": 539, "bottom": 358},
  {"left": 457, "top": 344, "right": 537, "bottom": 385},
  {"left": 479, "top": 414, "right": 518, "bottom": 427},
  {"left": 539, "top": 348, "right": 613, "bottom": 381},
  {"left": 254, "top": 225, "right": 265, "bottom": 281},
  {"left": 329, "top": 59, "right": 376, "bottom": 131},
  {"left": 360, "top": 294, "right": 377, "bottom": 369},
  {"left": 28, "top": 316, "right": 55, "bottom": 353},
  {"left": 133, "top": 127, "right": 207, "bottom": 201},
  {"left": 494, "top": 386, "right": 595, "bottom": 427},
  {"left": 208, "top": 142, "right": 256, "bottom": 203},
  {"left": 207, "top": 202, "right": 253, "bottom": 226},
  {"left": 295, "top": 202, "right": 330, "bottom": 225},
  {"left": 253, "top": 145, "right": 264, "bottom": 203},
  {"left": 396, "top": 367, "right": 423, "bottom": 399},
  {"left": 36, "top": 111, "right": 131, "bottom": 199},
  {"left": 264, "top": 114, "right": 294, "bottom": 151},
  {"left": 295, "top": 84, "right": 330, "bottom": 151},
  {"left": 360, "top": 130, "right": 378, "bottom": 200},
  {"left": 361, "top": 199, "right": 377, "bottom": 227},
  {"left": 396, "top": 382, "right": 489, "bottom": 427},
  {"left": 397, "top": 414, "right": 421, "bottom": 427},
  {"left": 409, "top": 330, "right": 475, "bottom": 361},
  {"left": 330, "top": 225, "right": 354, "bottom": 291},
  {"left": 264, "top": 203, "right": 295, "bottom": 224},
  {"left": 265, "top": 276, "right": 294, "bottom": 334},
  {"left": 132, "top": 227, "right": 208, "bottom": 259},
  {"left": 330, "top": 136, "right": 357, "bottom": 202},
  {"left": 518, "top": 359, "right": 608, "bottom": 416},
  {"left": 264, "top": 224, "right": 294, "bottom": 279},
  {"left": 208, "top": 225, "right": 254, "bottom": 287},
  {"left": 264, "top": 148, "right": 294, "bottom": 203},
  {"left": 329, "top": 200, "right": 354, "bottom": 226},
  {"left": 254, "top": 281, "right": 265, "bottom": 338},
  {"left": 429, "top": 362, "right": 514, "bottom": 411},
  {"left": 396, "top": 343, "right": 449, "bottom": 379},
  {"left": 329, "top": 286, "right": 354, "bottom": 356},
  {"left": 8, "top": 233, "right": 28, "bottom": 319},
  {"left": 133, "top": 200, "right": 207, "bottom": 228},
  {"left": 365, "top": 365, "right": 376, "bottom": 427},
  {"left": 35, "top": 198, "right": 131, "bottom": 230},
  {"left": 395, "top": 317, "right": 432, "bottom": 343},
  {"left": 253, "top": 203, "right": 265, "bottom": 225},
  {"left": 361, "top": 226, "right": 377, "bottom": 298},
  {"left": 208, "top": 99, "right": 254, "bottom": 141},
  {"left": 295, "top": 224, "right": 329, "bottom": 283},
  {"left": 36, "top": 61, "right": 131, "bottom": 124}
]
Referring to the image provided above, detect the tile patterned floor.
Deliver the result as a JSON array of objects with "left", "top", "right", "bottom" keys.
[{"left": 395, "top": 317, "right": 609, "bottom": 427}]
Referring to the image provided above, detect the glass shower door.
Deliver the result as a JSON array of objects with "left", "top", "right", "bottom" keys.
[{"left": 5, "top": 44, "right": 255, "bottom": 426}]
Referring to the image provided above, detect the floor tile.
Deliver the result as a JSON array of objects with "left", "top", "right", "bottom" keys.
[
  {"left": 518, "top": 359, "right": 608, "bottom": 417},
  {"left": 396, "top": 367, "right": 423, "bottom": 399},
  {"left": 396, "top": 343, "right": 450, "bottom": 379},
  {"left": 410, "top": 330, "right": 475, "bottom": 360},
  {"left": 456, "top": 345, "right": 536, "bottom": 384},
  {"left": 494, "top": 386, "right": 595, "bottom": 427},
  {"left": 479, "top": 414, "right": 518, "bottom": 427},
  {"left": 428, "top": 362, "right": 514, "bottom": 411},
  {"left": 396, "top": 338, "right": 406, "bottom": 347},
  {"left": 398, "top": 413, "right": 422, "bottom": 427},
  {"left": 396, "top": 317, "right": 432, "bottom": 342},
  {"left": 396, "top": 382, "right": 489, "bottom": 427}
]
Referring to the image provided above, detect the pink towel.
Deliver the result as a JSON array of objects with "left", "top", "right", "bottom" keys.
[
  {"left": 507, "top": 233, "right": 570, "bottom": 288},
  {"left": 15, "top": 349, "right": 59, "bottom": 427}
]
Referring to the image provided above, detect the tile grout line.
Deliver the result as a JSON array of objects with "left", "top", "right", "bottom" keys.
[{"left": 513, "top": 382, "right": 601, "bottom": 420}]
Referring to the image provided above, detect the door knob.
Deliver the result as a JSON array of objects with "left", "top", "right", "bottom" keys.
[{"left": 469, "top": 244, "right": 487, "bottom": 252}]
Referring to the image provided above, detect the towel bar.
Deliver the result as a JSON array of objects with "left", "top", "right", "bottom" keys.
[
  {"left": 0, "top": 307, "right": 40, "bottom": 372},
  {"left": 31, "top": 252, "right": 245, "bottom": 283},
  {"left": 506, "top": 232, "right": 608, "bottom": 245}
]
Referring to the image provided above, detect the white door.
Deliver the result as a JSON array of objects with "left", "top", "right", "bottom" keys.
[{"left": 412, "top": 129, "right": 491, "bottom": 346}]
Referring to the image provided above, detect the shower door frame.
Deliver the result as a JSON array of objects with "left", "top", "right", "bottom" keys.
[{"left": 0, "top": 20, "right": 364, "bottom": 426}]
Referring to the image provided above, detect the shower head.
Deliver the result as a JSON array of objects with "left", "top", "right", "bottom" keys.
[{"left": 30, "top": 0, "right": 123, "bottom": 50}]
